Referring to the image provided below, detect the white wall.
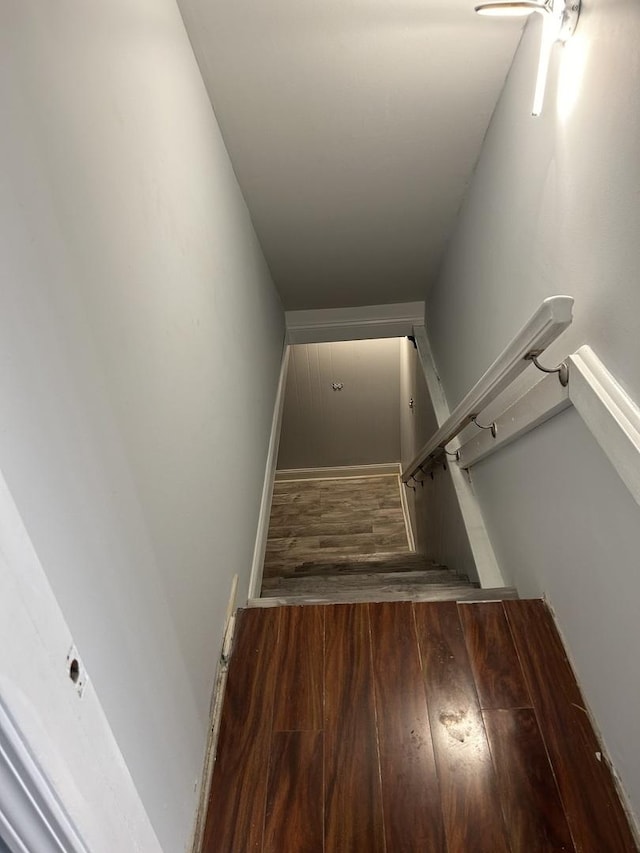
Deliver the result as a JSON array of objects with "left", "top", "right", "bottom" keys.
[
  {"left": 0, "top": 2, "right": 284, "bottom": 850},
  {"left": 0, "top": 471, "right": 162, "bottom": 852},
  {"left": 426, "top": 0, "right": 640, "bottom": 823},
  {"left": 278, "top": 339, "right": 400, "bottom": 469}
]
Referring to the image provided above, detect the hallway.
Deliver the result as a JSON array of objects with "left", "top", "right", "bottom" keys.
[{"left": 202, "top": 599, "right": 636, "bottom": 852}]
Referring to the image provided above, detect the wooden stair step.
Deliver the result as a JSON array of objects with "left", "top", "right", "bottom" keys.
[
  {"left": 253, "top": 586, "right": 519, "bottom": 606},
  {"left": 262, "top": 569, "right": 471, "bottom": 593},
  {"left": 282, "top": 552, "right": 442, "bottom": 577}
]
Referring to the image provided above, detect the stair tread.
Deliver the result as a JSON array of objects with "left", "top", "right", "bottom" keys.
[
  {"left": 262, "top": 569, "right": 471, "bottom": 592},
  {"left": 261, "top": 583, "right": 474, "bottom": 600},
  {"left": 269, "top": 552, "right": 444, "bottom": 578},
  {"left": 255, "top": 586, "right": 519, "bottom": 606}
]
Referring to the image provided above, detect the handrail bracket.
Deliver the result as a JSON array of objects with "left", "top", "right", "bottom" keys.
[
  {"left": 401, "top": 296, "right": 574, "bottom": 484},
  {"left": 525, "top": 349, "right": 569, "bottom": 386},
  {"left": 472, "top": 415, "right": 497, "bottom": 438}
]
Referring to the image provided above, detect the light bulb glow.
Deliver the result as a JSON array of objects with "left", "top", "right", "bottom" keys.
[
  {"left": 531, "top": 15, "right": 556, "bottom": 115},
  {"left": 475, "top": 3, "right": 538, "bottom": 15},
  {"left": 475, "top": 0, "right": 580, "bottom": 118},
  {"left": 557, "top": 35, "right": 588, "bottom": 120}
]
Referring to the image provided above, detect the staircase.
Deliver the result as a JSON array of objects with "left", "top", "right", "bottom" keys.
[
  {"left": 259, "top": 476, "right": 517, "bottom": 605},
  {"left": 260, "top": 551, "right": 517, "bottom": 605}
]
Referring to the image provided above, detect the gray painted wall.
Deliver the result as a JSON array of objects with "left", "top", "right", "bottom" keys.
[
  {"left": 399, "top": 339, "right": 477, "bottom": 578},
  {"left": 426, "top": 1, "right": 640, "bottom": 825},
  {"left": 0, "top": 2, "right": 284, "bottom": 850},
  {"left": 278, "top": 339, "right": 400, "bottom": 469}
]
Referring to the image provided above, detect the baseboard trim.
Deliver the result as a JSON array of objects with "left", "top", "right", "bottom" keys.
[
  {"left": 190, "top": 576, "right": 238, "bottom": 853},
  {"left": 543, "top": 595, "right": 640, "bottom": 845},
  {"left": 413, "top": 325, "right": 503, "bottom": 588},
  {"left": 247, "top": 345, "right": 290, "bottom": 601},
  {"left": 397, "top": 472, "right": 416, "bottom": 551},
  {"left": 569, "top": 345, "right": 640, "bottom": 510},
  {"left": 276, "top": 463, "right": 400, "bottom": 482}
]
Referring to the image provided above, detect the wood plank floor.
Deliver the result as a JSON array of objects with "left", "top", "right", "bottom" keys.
[
  {"left": 263, "top": 476, "right": 409, "bottom": 580},
  {"left": 202, "top": 600, "right": 637, "bottom": 853}
]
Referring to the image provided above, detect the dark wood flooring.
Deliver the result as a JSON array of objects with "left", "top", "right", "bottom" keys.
[
  {"left": 202, "top": 599, "right": 637, "bottom": 852},
  {"left": 263, "top": 476, "right": 409, "bottom": 581}
]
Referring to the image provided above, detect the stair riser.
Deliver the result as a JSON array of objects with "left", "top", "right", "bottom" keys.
[
  {"left": 263, "top": 571, "right": 470, "bottom": 593},
  {"left": 257, "top": 587, "right": 519, "bottom": 605}
]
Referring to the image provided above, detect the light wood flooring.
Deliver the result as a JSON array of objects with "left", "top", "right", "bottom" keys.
[
  {"left": 262, "top": 475, "right": 410, "bottom": 581},
  {"left": 202, "top": 599, "right": 637, "bottom": 852}
]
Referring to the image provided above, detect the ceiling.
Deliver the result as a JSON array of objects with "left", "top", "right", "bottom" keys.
[{"left": 178, "top": 0, "right": 524, "bottom": 310}]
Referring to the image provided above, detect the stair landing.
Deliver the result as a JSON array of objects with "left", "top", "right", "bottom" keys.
[{"left": 263, "top": 475, "right": 410, "bottom": 580}]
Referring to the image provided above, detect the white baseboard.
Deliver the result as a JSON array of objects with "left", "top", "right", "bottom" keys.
[
  {"left": 397, "top": 473, "right": 416, "bottom": 551},
  {"left": 543, "top": 596, "right": 640, "bottom": 844},
  {"left": 247, "top": 346, "right": 291, "bottom": 601},
  {"left": 569, "top": 345, "right": 640, "bottom": 509},
  {"left": 413, "top": 326, "right": 503, "bottom": 588},
  {"left": 190, "top": 576, "right": 238, "bottom": 853},
  {"left": 276, "top": 463, "right": 400, "bottom": 482}
]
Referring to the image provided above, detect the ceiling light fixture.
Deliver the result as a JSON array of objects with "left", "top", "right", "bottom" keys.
[{"left": 474, "top": 0, "right": 581, "bottom": 116}]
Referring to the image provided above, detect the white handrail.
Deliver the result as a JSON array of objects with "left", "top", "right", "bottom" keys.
[{"left": 402, "top": 295, "right": 574, "bottom": 482}]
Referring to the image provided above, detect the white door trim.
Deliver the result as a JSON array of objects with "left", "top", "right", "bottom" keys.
[
  {"left": 275, "top": 463, "right": 400, "bottom": 481},
  {"left": 0, "top": 470, "right": 161, "bottom": 852},
  {"left": 285, "top": 301, "right": 425, "bottom": 344},
  {"left": 0, "top": 700, "right": 89, "bottom": 853}
]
